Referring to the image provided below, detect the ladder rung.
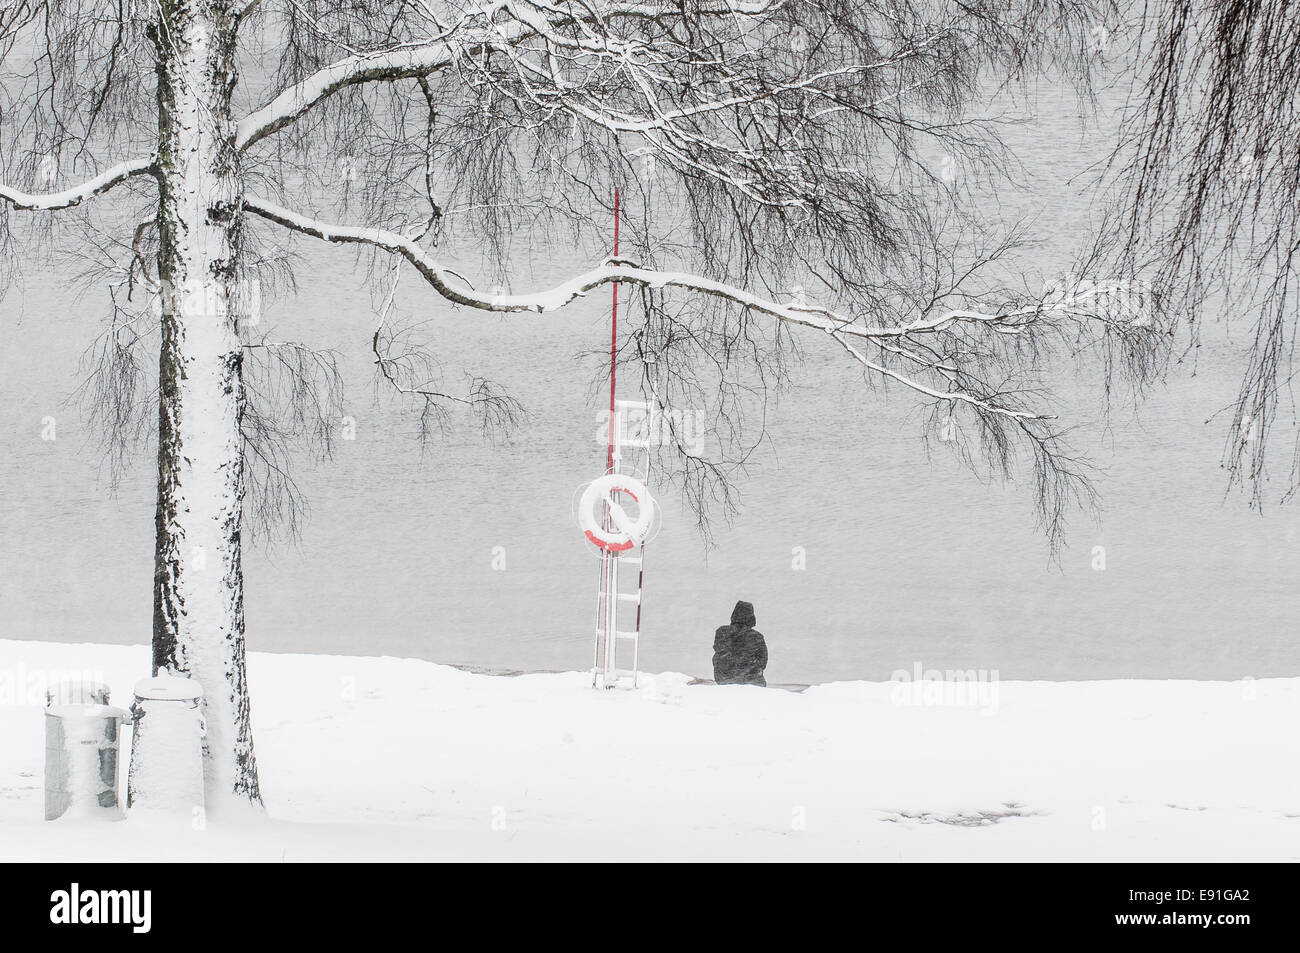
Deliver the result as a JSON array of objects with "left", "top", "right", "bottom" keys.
[
  {"left": 617, "top": 592, "right": 641, "bottom": 603},
  {"left": 615, "top": 630, "right": 640, "bottom": 640},
  {"left": 620, "top": 556, "right": 642, "bottom": 565}
]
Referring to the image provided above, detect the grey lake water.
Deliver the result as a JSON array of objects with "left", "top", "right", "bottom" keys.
[{"left": 2, "top": 83, "right": 1298, "bottom": 685}]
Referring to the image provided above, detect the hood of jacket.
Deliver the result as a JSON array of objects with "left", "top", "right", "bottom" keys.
[{"left": 730, "top": 600, "right": 756, "bottom": 627}]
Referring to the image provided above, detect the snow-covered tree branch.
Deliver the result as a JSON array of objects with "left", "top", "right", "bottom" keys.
[
  {"left": 247, "top": 193, "right": 1115, "bottom": 429},
  {"left": 0, "top": 156, "right": 155, "bottom": 211},
  {"left": 235, "top": 0, "right": 780, "bottom": 150}
]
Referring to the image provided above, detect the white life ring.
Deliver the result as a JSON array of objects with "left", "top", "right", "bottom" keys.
[{"left": 579, "top": 474, "right": 654, "bottom": 553}]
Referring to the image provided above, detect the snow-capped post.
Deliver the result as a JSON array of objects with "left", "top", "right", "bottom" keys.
[
  {"left": 146, "top": 0, "right": 260, "bottom": 809},
  {"left": 127, "top": 676, "right": 206, "bottom": 818},
  {"left": 45, "top": 703, "right": 130, "bottom": 821}
]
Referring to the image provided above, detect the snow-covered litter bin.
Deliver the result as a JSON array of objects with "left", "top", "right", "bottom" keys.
[
  {"left": 44, "top": 703, "right": 129, "bottom": 821},
  {"left": 127, "top": 676, "right": 205, "bottom": 815}
]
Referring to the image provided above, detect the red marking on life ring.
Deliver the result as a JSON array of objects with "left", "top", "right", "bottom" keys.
[{"left": 585, "top": 529, "right": 635, "bottom": 553}]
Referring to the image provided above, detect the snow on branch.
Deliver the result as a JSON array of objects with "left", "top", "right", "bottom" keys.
[
  {"left": 246, "top": 195, "right": 1080, "bottom": 423},
  {"left": 235, "top": 0, "right": 547, "bottom": 150},
  {"left": 236, "top": 42, "right": 467, "bottom": 151},
  {"left": 0, "top": 156, "right": 156, "bottom": 211},
  {"left": 235, "top": 0, "right": 781, "bottom": 151},
  {"left": 826, "top": 331, "right": 1042, "bottom": 421}
]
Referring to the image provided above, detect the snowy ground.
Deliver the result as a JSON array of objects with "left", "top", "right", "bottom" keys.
[{"left": 1, "top": 639, "right": 1296, "bottom": 861}]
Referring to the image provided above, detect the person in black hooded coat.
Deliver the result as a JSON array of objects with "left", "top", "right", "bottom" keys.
[{"left": 713, "top": 600, "right": 768, "bottom": 687}]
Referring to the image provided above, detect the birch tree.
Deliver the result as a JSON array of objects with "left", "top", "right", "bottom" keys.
[
  {"left": 1103, "top": 0, "right": 1300, "bottom": 506},
  {"left": 0, "top": 0, "right": 1150, "bottom": 806}
]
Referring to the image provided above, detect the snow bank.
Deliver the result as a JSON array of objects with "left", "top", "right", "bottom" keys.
[{"left": 1, "top": 640, "right": 1295, "bottom": 861}]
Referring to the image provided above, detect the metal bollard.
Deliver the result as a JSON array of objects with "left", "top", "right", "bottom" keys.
[
  {"left": 45, "top": 703, "right": 129, "bottom": 821},
  {"left": 127, "top": 676, "right": 205, "bottom": 816}
]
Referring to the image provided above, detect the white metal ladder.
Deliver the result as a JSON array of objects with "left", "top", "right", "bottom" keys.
[{"left": 593, "top": 397, "right": 656, "bottom": 689}]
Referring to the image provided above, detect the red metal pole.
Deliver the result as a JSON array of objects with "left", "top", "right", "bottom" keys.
[
  {"left": 607, "top": 188, "right": 620, "bottom": 474},
  {"left": 597, "top": 189, "right": 622, "bottom": 685}
]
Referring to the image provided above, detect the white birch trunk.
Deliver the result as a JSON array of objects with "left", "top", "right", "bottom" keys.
[{"left": 140, "top": 0, "right": 261, "bottom": 807}]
